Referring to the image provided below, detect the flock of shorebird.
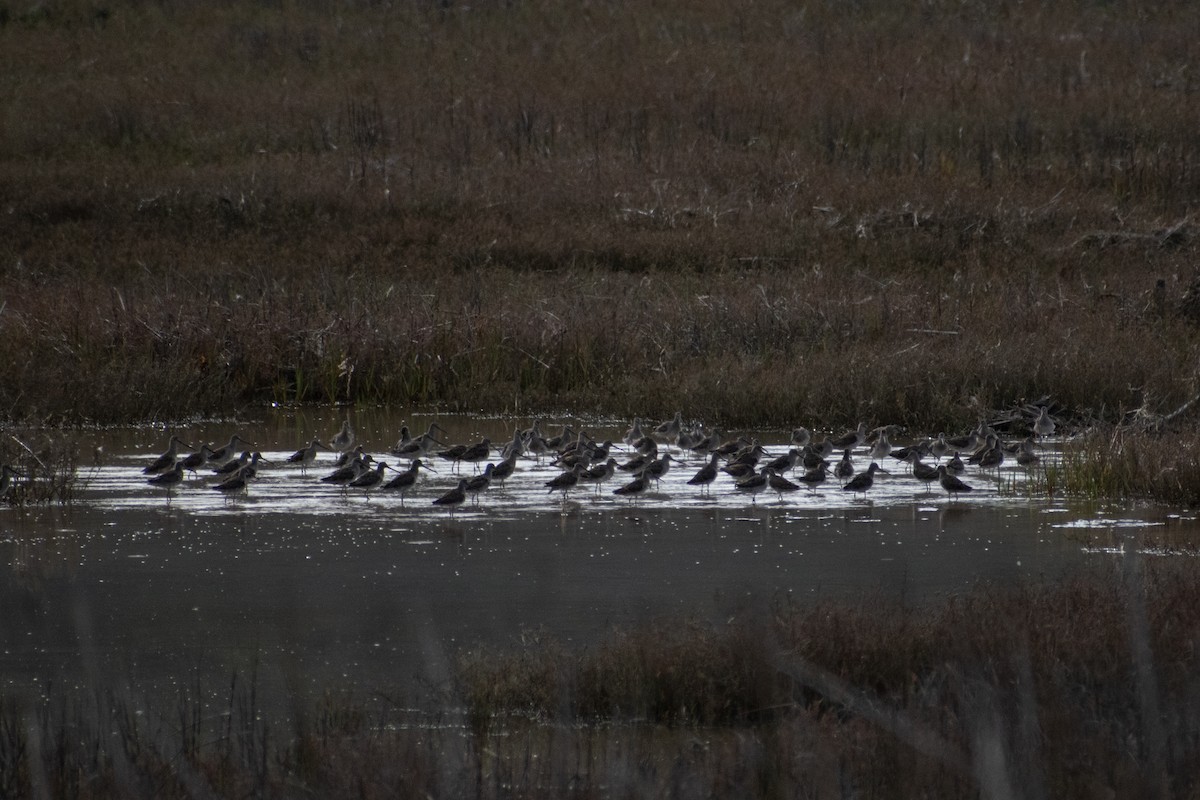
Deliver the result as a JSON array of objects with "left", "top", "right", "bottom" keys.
[{"left": 135, "top": 407, "right": 1058, "bottom": 511}]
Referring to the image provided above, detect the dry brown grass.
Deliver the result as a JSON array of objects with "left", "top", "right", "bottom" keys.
[{"left": 2, "top": 2, "right": 1200, "bottom": 436}]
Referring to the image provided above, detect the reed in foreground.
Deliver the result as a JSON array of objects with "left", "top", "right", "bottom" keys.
[
  {"left": 1045, "top": 424, "right": 1200, "bottom": 505},
  {"left": 0, "top": 558, "right": 1196, "bottom": 797}
]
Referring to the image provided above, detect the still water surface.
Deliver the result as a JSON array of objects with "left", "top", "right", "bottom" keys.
[{"left": 1, "top": 408, "right": 1195, "bottom": 709}]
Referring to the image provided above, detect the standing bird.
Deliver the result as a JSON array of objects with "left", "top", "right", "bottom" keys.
[
  {"left": 1033, "top": 407, "right": 1056, "bottom": 440},
  {"left": 764, "top": 448, "right": 802, "bottom": 475},
  {"left": 834, "top": 449, "right": 855, "bottom": 482},
  {"left": 545, "top": 464, "right": 585, "bottom": 500},
  {"left": 321, "top": 453, "right": 373, "bottom": 486},
  {"left": 394, "top": 423, "right": 446, "bottom": 460},
  {"left": 768, "top": 469, "right": 801, "bottom": 501},
  {"left": 930, "top": 433, "right": 950, "bottom": 463},
  {"left": 390, "top": 425, "right": 412, "bottom": 456},
  {"left": 331, "top": 419, "right": 356, "bottom": 454},
  {"left": 1016, "top": 437, "right": 1040, "bottom": 467},
  {"left": 287, "top": 439, "right": 327, "bottom": 474},
  {"left": 459, "top": 438, "right": 493, "bottom": 473},
  {"left": 842, "top": 463, "right": 883, "bottom": 496},
  {"left": 790, "top": 427, "right": 812, "bottom": 449},
  {"left": 904, "top": 451, "right": 939, "bottom": 490},
  {"left": 350, "top": 461, "right": 391, "bottom": 495},
  {"left": 653, "top": 411, "right": 684, "bottom": 442},
  {"left": 797, "top": 462, "right": 830, "bottom": 491},
  {"left": 212, "top": 451, "right": 252, "bottom": 476},
  {"left": 946, "top": 451, "right": 966, "bottom": 475},
  {"left": 831, "top": 422, "right": 868, "bottom": 451},
  {"left": 937, "top": 465, "right": 973, "bottom": 500},
  {"left": 463, "top": 463, "right": 496, "bottom": 505},
  {"left": 613, "top": 474, "right": 649, "bottom": 503},
  {"left": 433, "top": 479, "right": 468, "bottom": 514},
  {"left": 868, "top": 430, "right": 893, "bottom": 462},
  {"left": 489, "top": 452, "right": 519, "bottom": 489},
  {"left": 735, "top": 467, "right": 772, "bottom": 504},
  {"left": 179, "top": 445, "right": 216, "bottom": 477},
  {"left": 687, "top": 452, "right": 721, "bottom": 496},
  {"left": 580, "top": 458, "right": 619, "bottom": 496},
  {"left": 623, "top": 417, "right": 647, "bottom": 446},
  {"left": 382, "top": 459, "right": 433, "bottom": 506},
  {"left": 147, "top": 462, "right": 186, "bottom": 501},
  {"left": 208, "top": 434, "right": 255, "bottom": 465},
  {"left": 143, "top": 435, "right": 194, "bottom": 475},
  {"left": 639, "top": 453, "right": 674, "bottom": 488}
]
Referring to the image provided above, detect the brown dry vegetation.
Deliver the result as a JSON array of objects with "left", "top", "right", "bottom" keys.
[
  {"left": 1, "top": 0, "right": 1199, "bottom": 430},
  {"left": 2, "top": 559, "right": 1196, "bottom": 797}
]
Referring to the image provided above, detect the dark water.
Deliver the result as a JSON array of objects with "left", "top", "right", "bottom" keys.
[{"left": 1, "top": 409, "right": 1195, "bottom": 710}]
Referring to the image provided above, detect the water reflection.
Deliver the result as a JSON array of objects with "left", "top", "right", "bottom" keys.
[{"left": 2, "top": 408, "right": 1200, "bottom": 708}]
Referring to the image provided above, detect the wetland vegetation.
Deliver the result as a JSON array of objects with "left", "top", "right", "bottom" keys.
[{"left": 3, "top": 1, "right": 1200, "bottom": 796}]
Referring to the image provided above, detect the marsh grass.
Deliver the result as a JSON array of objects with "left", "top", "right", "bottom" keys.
[
  {"left": 1050, "top": 426, "right": 1200, "bottom": 505},
  {"left": 1, "top": 1, "right": 1199, "bottom": 429},
  {"left": 0, "top": 433, "right": 78, "bottom": 505},
  {"left": 0, "top": 561, "right": 1196, "bottom": 797}
]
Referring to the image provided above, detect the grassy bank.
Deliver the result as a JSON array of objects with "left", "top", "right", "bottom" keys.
[
  {"left": 0, "top": 1, "right": 1199, "bottom": 427},
  {"left": 1, "top": 559, "right": 1196, "bottom": 797}
]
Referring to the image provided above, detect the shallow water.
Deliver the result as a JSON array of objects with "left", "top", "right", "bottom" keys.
[{"left": 1, "top": 409, "right": 1196, "bottom": 709}]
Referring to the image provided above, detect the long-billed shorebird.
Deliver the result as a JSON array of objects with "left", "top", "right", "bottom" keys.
[
  {"left": 687, "top": 452, "right": 721, "bottom": 496},
  {"left": 735, "top": 466, "right": 772, "bottom": 504},
  {"left": 613, "top": 473, "right": 649, "bottom": 503},
  {"left": 546, "top": 463, "right": 585, "bottom": 499},
  {"left": 209, "top": 434, "right": 254, "bottom": 465},
  {"left": 390, "top": 425, "right": 412, "bottom": 456},
  {"left": 904, "top": 451, "right": 939, "bottom": 490},
  {"left": 350, "top": 461, "right": 391, "bottom": 495},
  {"left": 213, "top": 457, "right": 266, "bottom": 497},
  {"left": 937, "top": 465, "right": 973, "bottom": 500},
  {"left": 831, "top": 422, "right": 868, "bottom": 451},
  {"left": 213, "top": 468, "right": 252, "bottom": 498},
  {"left": 287, "top": 439, "right": 327, "bottom": 474},
  {"left": 797, "top": 462, "right": 830, "bottom": 491},
  {"left": 213, "top": 451, "right": 251, "bottom": 476},
  {"left": 382, "top": 458, "right": 433, "bottom": 506},
  {"left": 768, "top": 469, "right": 801, "bottom": 501},
  {"left": 691, "top": 428, "right": 723, "bottom": 456},
  {"left": 463, "top": 463, "right": 495, "bottom": 505},
  {"left": 580, "top": 458, "right": 618, "bottom": 496},
  {"left": 331, "top": 419, "right": 356, "bottom": 454},
  {"left": 790, "top": 427, "right": 812, "bottom": 449},
  {"left": 147, "top": 462, "right": 186, "bottom": 501},
  {"left": 868, "top": 430, "right": 893, "bottom": 462},
  {"left": 321, "top": 453, "right": 373, "bottom": 486},
  {"left": 393, "top": 423, "right": 446, "bottom": 460},
  {"left": 639, "top": 453, "right": 674, "bottom": 488},
  {"left": 459, "top": 438, "right": 492, "bottom": 472},
  {"left": 489, "top": 452, "right": 518, "bottom": 489},
  {"left": 179, "top": 445, "right": 216, "bottom": 477},
  {"left": 842, "top": 462, "right": 883, "bottom": 496},
  {"left": 930, "top": 433, "right": 949, "bottom": 462},
  {"left": 500, "top": 428, "right": 526, "bottom": 461},
  {"left": 653, "top": 411, "right": 684, "bottom": 442},
  {"left": 623, "top": 417, "right": 647, "bottom": 447},
  {"left": 834, "top": 449, "right": 855, "bottom": 482},
  {"left": 1016, "top": 437, "right": 1040, "bottom": 467},
  {"left": 433, "top": 479, "right": 468, "bottom": 514},
  {"left": 764, "top": 448, "right": 801, "bottom": 475},
  {"left": 1033, "top": 407, "right": 1056, "bottom": 440},
  {"left": 143, "top": 435, "right": 193, "bottom": 475}
]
